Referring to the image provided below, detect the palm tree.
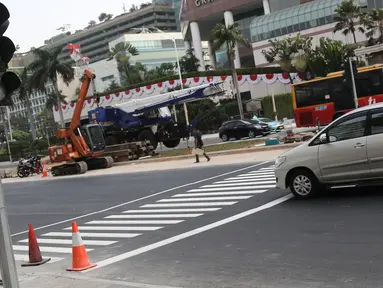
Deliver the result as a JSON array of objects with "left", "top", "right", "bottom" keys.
[
  {"left": 108, "top": 42, "right": 139, "bottom": 85},
  {"left": 45, "top": 90, "right": 67, "bottom": 112},
  {"left": 360, "top": 8, "right": 383, "bottom": 45},
  {"left": 16, "top": 68, "right": 37, "bottom": 140},
  {"left": 334, "top": 0, "right": 364, "bottom": 44},
  {"left": 210, "top": 23, "right": 249, "bottom": 119},
  {"left": 28, "top": 46, "right": 74, "bottom": 128},
  {"left": 178, "top": 49, "right": 200, "bottom": 73}
]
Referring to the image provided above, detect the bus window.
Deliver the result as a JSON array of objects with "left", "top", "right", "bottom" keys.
[
  {"left": 295, "top": 84, "right": 313, "bottom": 108},
  {"left": 356, "top": 69, "right": 383, "bottom": 98},
  {"left": 294, "top": 80, "right": 331, "bottom": 108}
]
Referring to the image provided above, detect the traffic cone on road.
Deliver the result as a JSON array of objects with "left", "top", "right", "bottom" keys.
[
  {"left": 67, "top": 222, "right": 97, "bottom": 272},
  {"left": 21, "top": 224, "right": 51, "bottom": 267},
  {"left": 41, "top": 166, "right": 48, "bottom": 178}
]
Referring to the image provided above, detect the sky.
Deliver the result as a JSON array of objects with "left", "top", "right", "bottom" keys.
[{"left": 3, "top": 0, "right": 149, "bottom": 53}]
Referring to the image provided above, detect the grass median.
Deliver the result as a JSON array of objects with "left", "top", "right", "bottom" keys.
[{"left": 157, "top": 139, "right": 265, "bottom": 157}]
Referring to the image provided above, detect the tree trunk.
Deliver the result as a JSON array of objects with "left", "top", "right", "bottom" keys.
[
  {"left": 352, "top": 31, "right": 357, "bottom": 44},
  {"left": 24, "top": 96, "right": 37, "bottom": 140},
  {"left": 54, "top": 82, "right": 65, "bottom": 128},
  {"left": 229, "top": 50, "right": 244, "bottom": 120}
]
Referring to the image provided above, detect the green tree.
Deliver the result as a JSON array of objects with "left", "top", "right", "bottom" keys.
[
  {"left": 140, "top": 2, "right": 151, "bottom": 9},
  {"left": 108, "top": 42, "right": 139, "bottom": 85},
  {"left": 106, "top": 80, "right": 120, "bottom": 92},
  {"left": 98, "top": 13, "right": 113, "bottom": 22},
  {"left": 147, "top": 63, "right": 175, "bottom": 80},
  {"left": 12, "top": 130, "right": 32, "bottom": 141},
  {"left": 334, "top": 0, "right": 364, "bottom": 44},
  {"left": 28, "top": 46, "right": 74, "bottom": 128},
  {"left": 360, "top": 8, "right": 383, "bottom": 45},
  {"left": 178, "top": 49, "right": 200, "bottom": 73},
  {"left": 210, "top": 23, "right": 250, "bottom": 119},
  {"left": 36, "top": 109, "right": 58, "bottom": 140},
  {"left": 16, "top": 68, "right": 37, "bottom": 140},
  {"left": 45, "top": 90, "right": 68, "bottom": 114},
  {"left": 10, "top": 115, "right": 29, "bottom": 132},
  {"left": 130, "top": 4, "right": 138, "bottom": 12},
  {"left": 88, "top": 20, "right": 96, "bottom": 27}
]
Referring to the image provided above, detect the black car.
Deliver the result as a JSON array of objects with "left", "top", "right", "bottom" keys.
[{"left": 218, "top": 119, "right": 270, "bottom": 142}]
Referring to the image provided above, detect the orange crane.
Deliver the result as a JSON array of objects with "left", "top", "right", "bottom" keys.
[{"left": 48, "top": 69, "right": 113, "bottom": 176}]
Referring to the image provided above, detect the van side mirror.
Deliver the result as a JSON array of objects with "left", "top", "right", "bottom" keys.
[{"left": 319, "top": 133, "right": 328, "bottom": 144}]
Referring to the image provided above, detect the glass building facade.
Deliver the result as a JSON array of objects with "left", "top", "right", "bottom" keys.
[{"left": 250, "top": 0, "right": 368, "bottom": 43}]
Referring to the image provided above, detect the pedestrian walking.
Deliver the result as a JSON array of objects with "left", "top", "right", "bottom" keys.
[{"left": 192, "top": 126, "right": 210, "bottom": 163}]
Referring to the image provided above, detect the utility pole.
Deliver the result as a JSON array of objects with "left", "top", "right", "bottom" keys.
[{"left": 349, "top": 58, "right": 359, "bottom": 109}]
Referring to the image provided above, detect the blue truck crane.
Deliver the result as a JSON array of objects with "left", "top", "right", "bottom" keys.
[{"left": 88, "top": 82, "right": 224, "bottom": 150}]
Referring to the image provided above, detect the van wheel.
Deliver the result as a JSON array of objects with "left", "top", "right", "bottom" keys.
[{"left": 289, "top": 169, "right": 319, "bottom": 199}]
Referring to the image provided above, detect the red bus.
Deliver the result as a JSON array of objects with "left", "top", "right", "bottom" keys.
[{"left": 291, "top": 64, "right": 383, "bottom": 127}]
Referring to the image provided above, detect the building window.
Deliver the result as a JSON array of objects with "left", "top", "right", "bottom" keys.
[{"left": 101, "top": 75, "right": 114, "bottom": 82}]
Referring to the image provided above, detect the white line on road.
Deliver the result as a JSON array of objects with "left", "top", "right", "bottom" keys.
[
  {"left": 64, "top": 226, "right": 162, "bottom": 231},
  {"left": 141, "top": 202, "right": 237, "bottom": 208},
  {"left": 189, "top": 186, "right": 275, "bottom": 192},
  {"left": 227, "top": 175, "right": 274, "bottom": 180},
  {"left": 214, "top": 178, "right": 275, "bottom": 183},
  {"left": 157, "top": 196, "right": 252, "bottom": 202},
  {"left": 14, "top": 254, "right": 64, "bottom": 263},
  {"left": 12, "top": 245, "right": 90, "bottom": 254},
  {"left": 84, "top": 194, "right": 294, "bottom": 272},
  {"left": 11, "top": 161, "right": 270, "bottom": 237},
  {"left": 258, "top": 168, "right": 275, "bottom": 171},
  {"left": 86, "top": 220, "right": 183, "bottom": 225},
  {"left": 202, "top": 181, "right": 276, "bottom": 187},
  {"left": 43, "top": 232, "right": 141, "bottom": 238},
  {"left": 105, "top": 214, "right": 203, "bottom": 219},
  {"left": 18, "top": 238, "right": 117, "bottom": 246},
  {"left": 238, "top": 172, "right": 274, "bottom": 177},
  {"left": 172, "top": 191, "right": 266, "bottom": 197},
  {"left": 124, "top": 208, "right": 221, "bottom": 213}
]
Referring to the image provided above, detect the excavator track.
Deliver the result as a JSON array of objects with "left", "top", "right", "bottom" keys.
[
  {"left": 85, "top": 156, "right": 114, "bottom": 170},
  {"left": 50, "top": 161, "right": 88, "bottom": 177}
]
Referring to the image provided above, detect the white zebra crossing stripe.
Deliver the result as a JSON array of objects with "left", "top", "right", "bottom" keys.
[
  {"left": 18, "top": 238, "right": 117, "bottom": 246},
  {"left": 157, "top": 196, "right": 252, "bottom": 202},
  {"left": 64, "top": 226, "right": 162, "bottom": 231},
  {"left": 86, "top": 220, "right": 184, "bottom": 225},
  {"left": 42, "top": 232, "right": 141, "bottom": 238},
  {"left": 142, "top": 202, "right": 237, "bottom": 208},
  {"left": 189, "top": 186, "right": 275, "bottom": 192},
  {"left": 123, "top": 208, "right": 221, "bottom": 213},
  {"left": 12, "top": 245, "right": 89, "bottom": 254},
  {"left": 214, "top": 178, "right": 275, "bottom": 183},
  {"left": 202, "top": 181, "right": 275, "bottom": 187},
  {"left": 172, "top": 191, "right": 266, "bottom": 197},
  {"left": 246, "top": 171, "right": 275, "bottom": 175},
  {"left": 13, "top": 254, "right": 64, "bottom": 263},
  {"left": 105, "top": 214, "right": 203, "bottom": 219},
  {"left": 227, "top": 175, "right": 274, "bottom": 180}
]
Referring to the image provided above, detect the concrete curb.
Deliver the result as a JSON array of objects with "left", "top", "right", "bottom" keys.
[{"left": 114, "top": 142, "right": 301, "bottom": 166}]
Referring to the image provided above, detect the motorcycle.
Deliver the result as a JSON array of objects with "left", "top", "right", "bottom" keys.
[{"left": 17, "top": 155, "right": 43, "bottom": 178}]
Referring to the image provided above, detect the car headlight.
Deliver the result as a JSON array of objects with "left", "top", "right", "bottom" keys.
[
  {"left": 254, "top": 124, "right": 262, "bottom": 129},
  {"left": 275, "top": 156, "right": 286, "bottom": 168}
]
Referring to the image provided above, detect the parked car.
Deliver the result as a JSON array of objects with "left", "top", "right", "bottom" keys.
[
  {"left": 274, "top": 103, "right": 383, "bottom": 199},
  {"left": 219, "top": 119, "right": 270, "bottom": 142},
  {"left": 252, "top": 116, "right": 284, "bottom": 132}
]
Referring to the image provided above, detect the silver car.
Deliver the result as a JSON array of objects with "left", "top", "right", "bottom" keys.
[{"left": 274, "top": 103, "right": 383, "bottom": 199}]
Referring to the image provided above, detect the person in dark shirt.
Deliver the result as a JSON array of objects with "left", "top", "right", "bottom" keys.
[{"left": 192, "top": 127, "right": 210, "bottom": 163}]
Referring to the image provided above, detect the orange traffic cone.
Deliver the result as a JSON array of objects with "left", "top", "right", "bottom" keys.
[
  {"left": 67, "top": 222, "right": 97, "bottom": 271},
  {"left": 41, "top": 166, "right": 48, "bottom": 178},
  {"left": 21, "top": 224, "right": 51, "bottom": 266}
]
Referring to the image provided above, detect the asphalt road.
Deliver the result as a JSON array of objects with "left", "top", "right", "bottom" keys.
[{"left": 6, "top": 162, "right": 383, "bottom": 288}]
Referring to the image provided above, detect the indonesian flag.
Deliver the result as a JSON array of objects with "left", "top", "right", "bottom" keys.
[{"left": 67, "top": 43, "right": 81, "bottom": 61}]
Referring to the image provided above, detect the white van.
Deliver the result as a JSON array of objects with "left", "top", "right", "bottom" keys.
[{"left": 274, "top": 103, "right": 383, "bottom": 199}]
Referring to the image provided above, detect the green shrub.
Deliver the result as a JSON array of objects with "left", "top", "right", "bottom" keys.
[{"left": 261, "top": 93, "right": 294, "bottom": 120}]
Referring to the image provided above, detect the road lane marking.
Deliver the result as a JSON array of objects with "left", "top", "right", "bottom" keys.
[
  {"left": 105, "top": 214, "right": 203, "bottom": 219},
  {"left": 123, "top": 208, "right": 221, "bottom": 213},
  {"left": 18, "top": 238, "right": 117, "bottom": 246},
  {"left": 11, "top": 161, "right": 270, "bottom": 237},
  {"left": 14, "top": 254, "right": 64, "bottom": 263},
  {"left": 189, "top": 186, "right": 275, "bottom": 192},
  {"left": 141, "top": 202, "right": 237, "bottom": 208},
  {"left": 12, "top": 245, "right": 89, "bottom": 254},
  {"left": 214, "top": 178, "right": 275, "bottom": 183},
  {"left": 172, "top": 191, "right": 266, "bottom": 197},
  {"left": 64, "top": 226, "right": 162, "bottom": 231},
  {"left": 202, "top": 181, "right": 276, "bottom": 187},
  {"left": 87, "top": 220, "right": 184, "bottom": 225},
  {"left": 227, "top": 175, "right": 274, "bottom": 180},
  {"left": 84, "top": 194, "right": 294, "bottom": 272},
  {"left": 43, "top": 232, "right": 141, "bottom": 238},
  {"left": 238, "top": 172, "right": 274, "bottom": 176},
  {"left": 258, "top": 168, "right": 275, "bottom": 171},
  {"left": 157, "top": 196, "right": 252, "bottom": 202}
]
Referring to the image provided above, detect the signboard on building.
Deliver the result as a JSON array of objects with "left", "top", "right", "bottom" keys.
[{"left": 195, "top": 0, "right": 215, "bottom": 7}]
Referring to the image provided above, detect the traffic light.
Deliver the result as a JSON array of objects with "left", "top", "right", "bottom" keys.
[{"left": 0, "top": 3, "right": 21, "bottom": 106}]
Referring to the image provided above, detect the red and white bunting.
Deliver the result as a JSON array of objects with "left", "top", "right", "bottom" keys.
[
  {"left": 113, "top": 92, "right": 123, "bottom": 101},
  {"left": 104, "top": 94, "right": 113, "bottom": 104},
  {"left": 219, "top": 75, "right": 228, "bottom": 82},
  {"left": 122, "top": 90, "right": 132, "bottom": 101},
  {"left": 145, "top": 84, "right": 155, "bottom": 95},
  {"left": 68, "top": 102, "right": 75, "bottom": 112},
  {"left": 237, "top": 75, "right": 246, "bottom": 85},
  {"left": 246, "top": 74, "right": 261, "bottom": 85},
  {"left": 182, "top": 78, "right": 190, "bottom": 86},
  {"left": 67, "top": 43, "right": 81, "bottom": 62},
  {"left": 54, "top": 105, "right": 59, "bottom": 112},
  {"left": 191, "top": 76, "right": 204, "bottom": 86},
  {"left": 278, "top": 73, "right": 291, "bottom": 84},
  {"left": 156, "top": 81, "right": 166, "bottom": 92},
  {"left": 133, "top": 87, "right": 143, "bottom": 96},
  {"left": 86, "top": 98, "right": 95, "bottom": 108},
  {"left": 205, "top": 75, "right": 216, "bottom": 83},
  {"left": 165, "top": 79, "right": 178, "bottom": 89},
  {"left": 294, "top": 73, "right": 304, "bottom": 82},
  {"left": 61, "top": 104, "right": 69, "bottom": 113},
  {"left": 262, "top": 73, "right": 277, "bottom": 85}
]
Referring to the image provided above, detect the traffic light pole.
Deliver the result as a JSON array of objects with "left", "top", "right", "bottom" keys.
[{"left": 349, "top": 57, "right": 359, "bottom": 109}]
